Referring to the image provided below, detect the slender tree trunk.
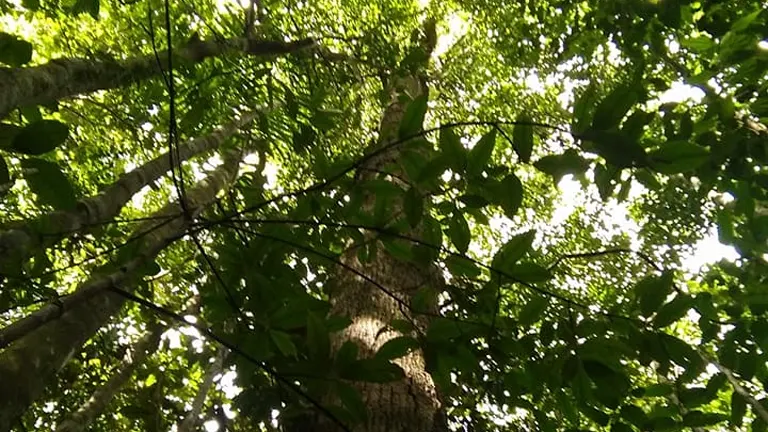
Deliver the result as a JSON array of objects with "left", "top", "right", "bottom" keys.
[
  {"left": 0, "top": 149, "right": 243, "bottom": 431},
  {"left": 54, "top": 322, "right": 165, "bottom": 432},
  {"left": 178, "top": 348, "right": 228, "bottom": 432},
  {"left": 0, "top": 109, "right": 260, "bottom": 277},
  {"left": 0, "top": 36, "right": 313, "bottom": 119},
  {"left": 295, "top": 20, "right": 447, "bottom": 432}
]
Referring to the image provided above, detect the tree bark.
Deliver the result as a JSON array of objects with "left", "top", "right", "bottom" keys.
[
  {"left": 0, "top": 148, "right": 243, "bottom": 431},
  {"left": 0, "top": 109, "right": 260, "bottom": 277},
  {"left": 177, "top": 348, "right": 228, "bottom": 432},
  {"left": 54, "top": 322, "right": 165, "bottom": 432},
  {"left": 294, "top": 19, "right": 448, "bottom": 432},
  {"left": 0, "top": 36, "right": 313, "bottom": 119}
]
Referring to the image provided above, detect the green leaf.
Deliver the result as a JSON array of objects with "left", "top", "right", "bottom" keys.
[
  {"left": 635, "top": 272, "right": 673, "bottom": 317},
  {"left": 21, "top": 158, "right": 78, "bottom": 210},
  {"left": 730, "top": 391, "right": 747, "bottom": 426},
  {"left": 534, "top": 149, "right": 590, "bottom": 182},
  {"left": 0, "top": 123, "right": 22, "bottom": 148},
  {"left": 306, "top": 312, "right": 330, "bottom": 361},
  {"left": 658, "top": 333, "right": 697, "bottom": 367},
  {"left": 518, "top": 294, "right": 549, "bottom": 326},
  {"left": 399, "top": 95, "right": 428, "bottom": 139},
  {"left": 572, "top": 83, "right": 598, "bottom": 134},
  {"left": 620, "top": 404, "right": 649, "bottom": 427},
  {"left": 336, "top": 383, "right": 367, "bottom": 423},
  {"left": 648, "top": 141, "right": 709, "bottom": 174},
  {"left": 730, "top": 9, "right": 762, "bottom": 32},
  {"left": 653, "top": 294, "right": 694, "bottom": 328},
  {"left": 426, "top": 318, "right": 463, "bottom": 342},
  {"left": 682, "top": 411, "right": 727, "bottom": 427},
  {"left": 375, "top": 336, "right": 419, "bottom": 361},
  {"left": 438, "top": 127, "right": 466, "bottom": 172},
  {"left": 458, "top": 194, "right": 489, "bottom": 208},
  {"left": 466, "top": 129, "right": 496, "bottom": 176},
  {"left": 21, "top": 0, "right": 40, "bottom": 10},
  {"left": 292, "top": 124, "right": 316, "bottom": 153},
  {"left": 11, "top": 120, "right": 69, "bottom": 155},
  {"left": 0, "top": 156, "right": 9, "bottom": 190},
  {"left": 335, "top": 341, "right": 359, "bottom": 370},
  {"left": 642, "top": 383, "right": 673, "bottom": 397},
  {"left": 71, "top": 0, "right": 99, "bottom": 18},
  {"left": 592, "top": 84, "right": 639, "bottom": 130},
  {"left": 498, "top": 173, "right": 523, "bottom": 219},
  {"left": 444, "top": 255, "right": 481, "bottom": 278},
  {"left": 579, "top": 128, "right": 647, "bottom": 168},
  {"left": 509, "top": 263, "right": 552, "bottom": 282},
  {"left": 342, "top": 359, "right": 405, "bottom": 383},
  {"left": 492, "top": 230, "right": 535, "bottom": 272},
  {"left": 269, "top": 330, "right": 297, "bottom": 358},
  {"left": 0, "top": 33, "right": 33, "bottom": 66},
  {"left": 403, "top": 187, "right": 423, "bottom": 227},
  {"left": 447, "top": 213, "right": 471, "bottom": 254},
  {"left": 513, "top": 114, "right": 534, "bottom": 163}
]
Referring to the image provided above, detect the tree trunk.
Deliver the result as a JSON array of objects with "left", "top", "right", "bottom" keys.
[
  {"left": 54, "top": 322, "right": 165, "bottom": 432},
  {"left": 178, "top": 348, "right": 228, "bottom": 432},
  {"left": 0, "top": 148, "right": 243, "bottom": 431},
  {"left": 0, "top": 109, "right": 260, "bottom": 276},
  {"left": 295, "top": 20, "right": 447, "bottom": 432},
  {"left": 0, "top": 36, "right": 313, "bottom": 119}
]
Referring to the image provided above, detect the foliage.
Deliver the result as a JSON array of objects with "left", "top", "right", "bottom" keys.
[{"left": 0, "top": 0, "right": 767, "bottom": 431}]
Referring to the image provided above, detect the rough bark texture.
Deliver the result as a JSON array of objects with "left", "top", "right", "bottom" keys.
[
  {"left": 0, "top": 37, "right": 313, "bottom": 119},
  {"left": 0, "top": 150, "right": 243, "bottom": 431},
  {"left": 0, "top": 110, "right": 259, "bottom": 277},
  {"left": 54, "top": 323, "right": 164, "bottom": 432},
  {"left": 178, "top": 348, "right": 228, "bottom": 432},
  {"left": 295, "top": 20, "right": 447, "bottom": 432}
]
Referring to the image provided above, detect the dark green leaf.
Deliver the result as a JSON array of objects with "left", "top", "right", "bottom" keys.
[
  {"left": 447, "top": 213, "right": 471, "bottom": 254},
  {"left": 0, "top": 33, "right": 33, "bottom": 66},
  {"left": 658, "top": 333, "right": 697, "bottom": 368},
  {"left": 0, "top": 156, "right": 9, "bottom": 191},
  {"left": 0, "top": 123, "right": 22, "bottom": 149},
  {"left": 579, "top": 128, "right": 646, "bottom": 168},
  {"left": 375, "top": 336, "right": 419, "bottom": 361},
  {"left": 682, "top": 411, "right": 727, "bottom": 427},
  {"left": 499, "top": 173, "right": 523, "bottom": 219},
  {"left": 492, "top": 230, "right": 535, "bottom": 272},
  {"left": 11, "top": 120, "right": 69, "bottom": 155},
  {"left": 653, "top": 294, "right": 694, "bottom": 328},
  {"left": 426, "top": 318, "right": 463, "bottom": 342},
  {"left": 620, "top": 404, "right": 648, "bottom": 427},
  {"left": 648, "top": 141, "right": 709, "bottom": 174},
  {"left": 510, "top": 263, "right": 552, "bottom": 282},
  {"left": 592, "top": 84, "right": 639, "bottom": 130},
  {"left": 336, "top": 383, "right": 367, "bottom": 423},
  {"left": 269, "top": 330, "right": 297, "bottom": 358},
  {"left": 403, "top": 187, "right": 424, "bottom": 227},
  {"left": 534, "top": 149, "right": 590, "bottom": 182},
  {"left": 572, "top": 83, "right": 598, "bottom": 134},
  {"left": 438, "top": 127, "right": 466, "bottom": 172},
  {"left": 518, "top": 294, "right": 548, "bottom": 326},
  {"left": 467, "top": 129, "right": 496, "bottom": 176},
  {"left": 731, "top": 391, "right": 747, "bottom": 426},
  {"left": 458, "top": 194, "right": 489, "bottom": 208},
  {"left": 635, "top": 272, "right": 674, "bottom": 317},
  {"left": 444, "top": 255, "right": 481, "bottom": 278},
  {"left": 513, "top": 115, "right": 534, "bottom": 163},
  {"left": 335, "top": 341, "right": 359, "bottom": 370},
  {"left": 71, "top": 0, "right": 99, "bottom": 18},
  {"left": 399, "top": 95, "right": 428, "bottom": 139},
  {"left": 342, "top": 358, "right": 405, "bottom": 383},
  {"left": 21, "top": 0, "right": 40, "bottom": 10},
  {"left": 306, "top": 312, "right": 330, "bottom": 361},
  {"left": 21, "top": 158, "right": 78, "bottom": 210}
]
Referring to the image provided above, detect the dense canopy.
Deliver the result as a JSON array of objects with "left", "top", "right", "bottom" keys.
[{"left": 0, "top": 0, "right": 767, "bottom": 431}]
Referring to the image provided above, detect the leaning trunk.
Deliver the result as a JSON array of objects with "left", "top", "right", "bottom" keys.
[
  {"left": 0, "top": 36, "right": 312, "bottom": 118},
  {"left": 54, "top": 322, "right": 165, "bottom": 432},
  {"left": 0, "top": 149, "right": 243, "bottom": 431},
  {"left": 296, "top": 20, "right": 447, "bottom": 432},
  {"left": 0, "top": 109, "right": 260, "bottom": 276}
]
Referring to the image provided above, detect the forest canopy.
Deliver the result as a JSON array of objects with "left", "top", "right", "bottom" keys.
[{"left": 0, "top": 0, "right": 767, "bottom": 431}]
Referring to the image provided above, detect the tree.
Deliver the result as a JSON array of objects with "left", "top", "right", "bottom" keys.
[{"left": 0, "top": 0, "right": 767, "bottom": 431}]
